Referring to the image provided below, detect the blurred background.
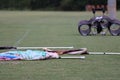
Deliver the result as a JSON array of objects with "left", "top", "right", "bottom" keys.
[{"left": 0, "top": 0, "right": 119, "bottom": 11}]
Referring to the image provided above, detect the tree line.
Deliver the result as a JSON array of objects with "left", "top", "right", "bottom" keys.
[{"left": 0, "top": 0, "right": 119, "bottom": 11}]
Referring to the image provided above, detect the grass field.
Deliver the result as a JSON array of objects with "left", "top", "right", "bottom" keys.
[{"left": 0, "top": 11, "right": 120, "bottom": 80}]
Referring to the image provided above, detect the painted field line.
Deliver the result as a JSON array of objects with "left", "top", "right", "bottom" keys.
[
  {"left": 89, "top": 52, "right": 120, "bottom": 55},
  {"left": 60, "top": 56, "right": 85, "bottom": 59},
  {"left": 14, "top": 30, "right": 30, "bottom": 46},
  {"left": 17, "top": 46, "right": 74, "bottom": 49}
]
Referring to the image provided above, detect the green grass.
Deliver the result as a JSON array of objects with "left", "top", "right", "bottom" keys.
[{"left": 0, "top": 11, "right": 120, "bottom": 80}]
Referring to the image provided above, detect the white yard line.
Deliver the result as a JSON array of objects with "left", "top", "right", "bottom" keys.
[
  {"left": 89, "top": 52, "right": 120, "bottom": 54},
  {"left": 14, "top": 30, "right": 30, "bottom": 46},
  {"left": 60, "top": 56, "right": 85, "bottom": 59},
  {"left": 17, "top": 46, "right": 74, "bottom": 49}
]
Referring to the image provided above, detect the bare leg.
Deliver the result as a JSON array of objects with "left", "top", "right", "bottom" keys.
[
  {"left": 62, "top": 48, "right": 88, "bottom": 55},
  {"left": 43, "top": 48, "right": 89, "bottom": 55}
]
